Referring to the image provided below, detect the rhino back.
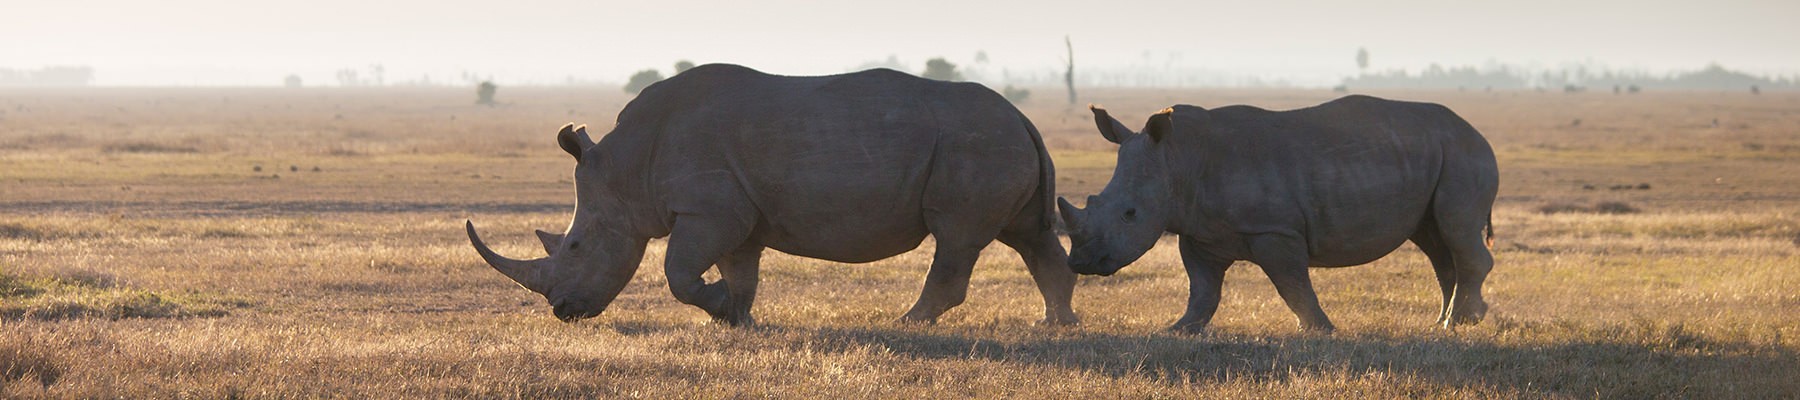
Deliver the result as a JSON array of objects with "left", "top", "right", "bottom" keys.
[
  {"left": 618, "top": 65, "right": 1043, "bottom": 262},
  {"left": 1172, "top": 96, "right": 1492, "bottom": 265}
]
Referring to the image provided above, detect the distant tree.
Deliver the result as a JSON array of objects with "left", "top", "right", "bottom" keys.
[
  {"left": 1064, "top": 36, "right": 1076, "bottom": 105},
  {"left": 974, "top": 51, "right": 989, "bottom": 64},
  {"left": 674, "top": 60, "right": 696, "bottom": 74},
  {"left": 1355, "top": 47, "right": 1370, "bottom": 72},
  {"left": 284, "top": 74, "right": 302, "bottom": 88},
  {"left": 1001, "top": 85, "right": 1030, "bottom": 104},
  {"left": 335, "top": 69, "right": 360, "bottom": 87},
  {"left": 476, "top": 81, "right": 497, "bottom": 105},
  {"left": 625, "top": 69, "right": 665, "bottom": 94},
  {"left": 922, "top": 58, "right": 962, "bottom": 81}
]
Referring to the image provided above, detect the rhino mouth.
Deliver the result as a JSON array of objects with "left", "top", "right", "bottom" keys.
[
  {"left": 553, "top": 301, "right": 604, "bottom": 322},
  {"left": 1069, "top": 253, "right": 1120, "bottom": 276}
]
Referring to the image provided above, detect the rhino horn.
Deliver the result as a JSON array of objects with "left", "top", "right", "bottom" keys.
[
  {"left": 466, "top": 220, "right": 551, "bottom": 294},
  {"left": 534, "top": 229, "right": 564, "bottom": 255},
  {"left": 1056, "top": 196, "right": 1083, "bottom": 232}
]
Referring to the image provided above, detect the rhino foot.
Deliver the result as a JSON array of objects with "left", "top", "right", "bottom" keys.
[
  {"left": 711, "top": 312, "right": 756, "bottom": 327},
  {"left": 1036, "top": 313, "right": 1081, "bottom": 327},
  {"left": 895, "top": 312, "right": 939, "bottom": 325},
  {"left": 1166, "top": 321, "right": 1209, "bottom": 335}
]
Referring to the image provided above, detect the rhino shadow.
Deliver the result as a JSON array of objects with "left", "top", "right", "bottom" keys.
[{"left": 766, "top": 324, "right": 1799, "bottom": 398}]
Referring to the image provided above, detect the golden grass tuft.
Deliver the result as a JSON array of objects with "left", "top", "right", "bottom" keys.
[
  {"left": 0, "top": 271, "right": 250, "bottom": 322},
  {"left": 0, "top": 336, "right": 63, "bottom": 390}
]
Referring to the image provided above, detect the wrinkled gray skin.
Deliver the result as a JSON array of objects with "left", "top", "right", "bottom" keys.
[
  {"left": 468, "top": 64, "right": 1078, "bottom": 326},
  {"left": 1060, "top": 96, "right": 1498, "bottom": 333}
]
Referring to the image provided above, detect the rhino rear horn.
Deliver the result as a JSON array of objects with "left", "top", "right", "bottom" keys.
[
  {"left": 557, "top": 123, "right": 595, "bottom": 161},
  {"left": 1056, "top": 197, "right": 1083, "bottom": 232},
  {"left": 466, "top": 220, "right": 552, "bottom": 294},
  {"left": 534, "top": 229, "right": 564, "bottom": 255}
]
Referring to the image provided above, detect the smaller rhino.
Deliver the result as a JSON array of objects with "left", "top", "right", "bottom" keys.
[{"left": 1059, "top": 96, "right": 1499, "bottom": 333}]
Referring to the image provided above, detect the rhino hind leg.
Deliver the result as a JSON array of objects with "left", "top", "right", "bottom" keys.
[
  {"left": 1426, "top": 175, "right": 1497, "bottom": 328},
  {"left": 663, "top": 215, "right": 758, "bottom": 326},
  {"left": 1248, "top": 234, "right": 1336, "bottom": 333},
  {"left": 1409, "top": 218, "right": 1459, "bottom": 326},
  {"left": 899, "top": 242, "right": 983, "bottom": 324},
  {"left": 1438, "top": 225, "right": 1493, "bottom": 327},
  {"left": 997, "top": 228, "right": 1079, "bottom": 326},
  {"left": 1170, "top": 235, "right": 1232, "bottom": 334},
  {"left": 712, "top": 243, "right": 765, "bottom": 326}
]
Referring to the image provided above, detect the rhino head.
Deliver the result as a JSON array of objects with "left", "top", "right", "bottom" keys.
[
  {"left": 1058, "top": 106, "right": 1175, "bottom": 276},
  {"left": 467, "top": 123, "right": 649, "bottom": 322}
]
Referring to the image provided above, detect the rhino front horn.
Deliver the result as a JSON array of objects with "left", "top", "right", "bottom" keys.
[{"left": 466, "top": 220, "right": 552, "bottom": 294}]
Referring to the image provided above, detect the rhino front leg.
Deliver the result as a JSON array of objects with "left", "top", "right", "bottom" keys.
[
  {"left": 1171, "top": 235, "right": 1232, "bottom": 334},
  {"left": 1249, "top": 234, "right": 1335, "bottom": 333},
  {"left": 664, "top": 215, "right": 755, "bottom": 326}
]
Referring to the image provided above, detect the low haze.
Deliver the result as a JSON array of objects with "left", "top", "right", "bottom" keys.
[{"left": 4, "top": 0, "right": 1798, "bottom": 86}]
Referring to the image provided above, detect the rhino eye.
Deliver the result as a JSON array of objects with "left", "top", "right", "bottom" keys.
[
  {"left": 1124, "top": 208, "right": 1137, "bottom": 221},
  {"left": 568, "top": 240, "right": 580, "bottom": 250}
]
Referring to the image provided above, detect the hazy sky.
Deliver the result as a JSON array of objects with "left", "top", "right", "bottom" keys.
[{"left": 5, "top": 0, "right": 1797, "bottom": 86}]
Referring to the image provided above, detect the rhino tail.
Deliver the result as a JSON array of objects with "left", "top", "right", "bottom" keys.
[
  {"left": 1485, "top": 212, "right": 1495, "bottom": 249},
  {"left": 1020, "top": 113, "right": 1056, "bottom": 231}
]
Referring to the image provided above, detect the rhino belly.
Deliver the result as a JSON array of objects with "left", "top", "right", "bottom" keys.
[
  {"left": 758, "top": 213, "right": 931, "bottom": 263},
  {"left": 1302, "top": 169, "right": 1435, "bottom": 267}
]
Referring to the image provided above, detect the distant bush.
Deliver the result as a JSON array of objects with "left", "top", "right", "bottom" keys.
[
  {"left": 476, "top": 81, "right": 497, "bottom": 105},
  {"left": 1002, "top": 85, "right": 1030, "bottom": 104},
  {"left": 625, "top": 69, "right": 665, "bottom": 94},
  {"left": 1538, "top": 201, "right": 1641, "bottom": 215},
  {"left": 922, "top": 58, "right": 962, "bottom": 81},
  {"left": 1591, "top": 201, "right": 1640, "bottom": 214},
  {"left": 102, "top": 141, "right": 199, "bottom": 154},
  {"left": 674, "top": 60, "right": 696, "bottom": 74},
  {"left": 1537, "top": 202, "right": 1588, "bottom": 215}
]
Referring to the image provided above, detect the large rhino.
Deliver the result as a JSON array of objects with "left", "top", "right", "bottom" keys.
[
  {"left": 1058, "top": 96, "right": 1498, "bottom": 333},
  {"left": 467, "top": 64, "right": 1078, "bottom": 326}
]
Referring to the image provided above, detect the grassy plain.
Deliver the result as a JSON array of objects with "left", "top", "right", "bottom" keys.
[{"left": 2, "top": 85, "right": 1798, "bottom": 398}]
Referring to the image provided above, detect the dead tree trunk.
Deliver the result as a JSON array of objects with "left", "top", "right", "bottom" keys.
[{"left": 1064, "top": 36, "right": 1077, "bottom": 105}]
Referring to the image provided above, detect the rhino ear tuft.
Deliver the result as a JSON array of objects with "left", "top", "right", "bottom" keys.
[
  {"left": 1090, "top": 105, "right": 1133, "bottom": 144},
  {"left": 1145, "top": 108, "right": 1175, "bottom": 143},
  {"left": 557, "top": 123, "right": 594, "bottom": 161}
]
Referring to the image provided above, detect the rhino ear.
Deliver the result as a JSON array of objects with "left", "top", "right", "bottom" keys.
[
  {"left": 1056, "top": 197, "right": 1082, "bottom": 232},
  {"left": 534, "top": 229, "right": 564, "bottom": 255},
  {"left": 557, "top": 123, "right": 595, "bottom": 161},
  {"left": 1144, "top": 108, "right": 1174, "bottom": 143},
  {"left": 1090, "top": 104, "right": 1134, "bottom": 144}
]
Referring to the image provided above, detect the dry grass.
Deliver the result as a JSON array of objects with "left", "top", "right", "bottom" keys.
[{"left": 2, "top": 87, "right": 1798, "bottom": 398}]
